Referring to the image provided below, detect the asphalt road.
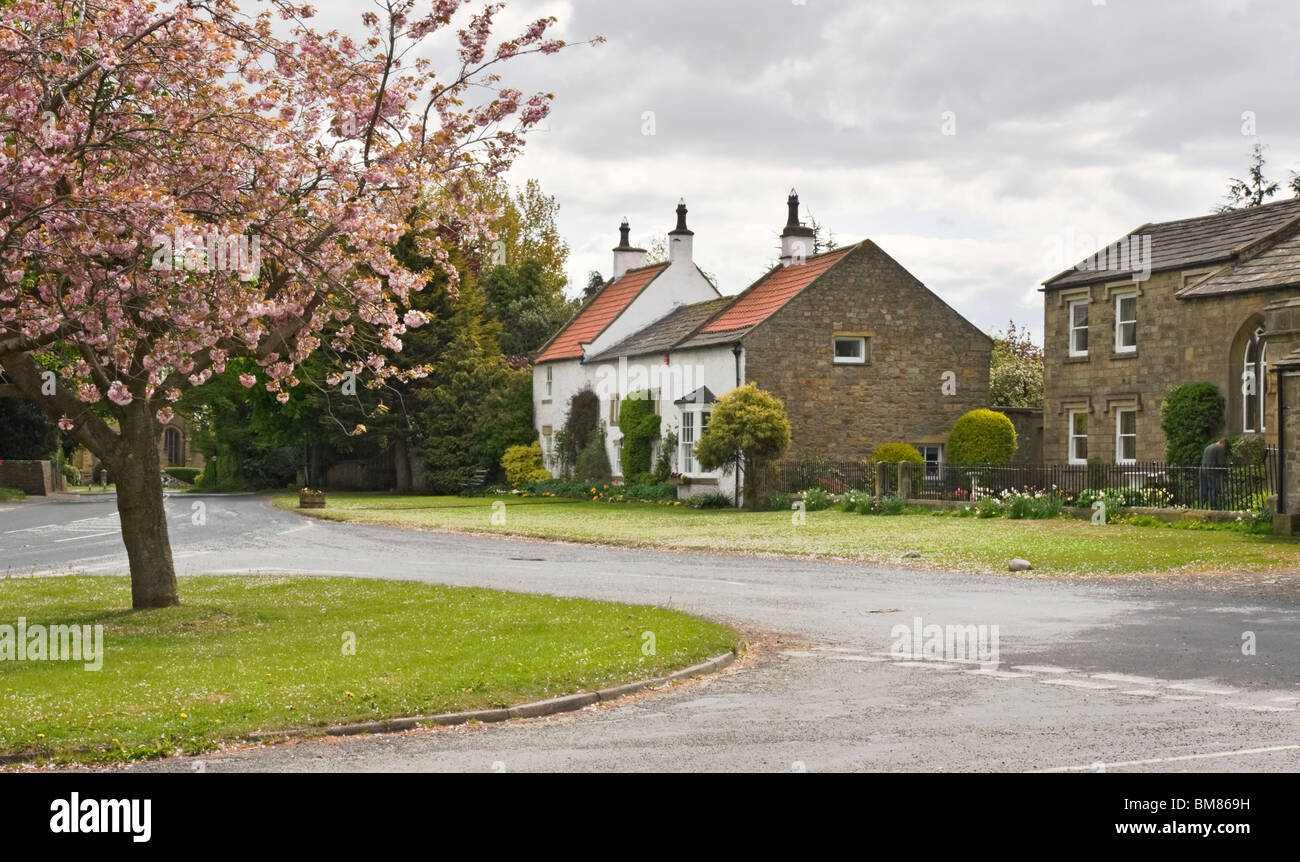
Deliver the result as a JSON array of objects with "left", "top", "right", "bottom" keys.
[{"left": 2, "top": 493, "right": 1299, "bottom": 772}]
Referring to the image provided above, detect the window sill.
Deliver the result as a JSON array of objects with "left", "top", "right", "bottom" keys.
[
  {"left": 832, "top": 360, "right": 871, "bottom": 366},
  {"left": 1065, "top": 354, "right": 1090, "bottom": 363},
  {"left": 1110, "top": 350, "right": 1139, "bottom": 360}
]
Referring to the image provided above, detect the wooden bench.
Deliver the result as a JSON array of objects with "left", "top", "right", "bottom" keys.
[{"left": 458, "top": 468, "right": 489, "bottom": 497}]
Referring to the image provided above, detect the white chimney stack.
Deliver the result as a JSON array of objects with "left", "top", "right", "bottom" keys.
[
  {"left": 779, "top": 188, "right": 815, "bottom": 266},
  {"left": 611, "top": 218, "right": 648, "bottom": 279},
  {"left": 668, "top": 198, "right": 694, "bottom": 267}
]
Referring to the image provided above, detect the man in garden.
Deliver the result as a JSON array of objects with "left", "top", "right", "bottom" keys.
[{"left": 1199, "top": 438, "right": 1228, "bottom": 508}]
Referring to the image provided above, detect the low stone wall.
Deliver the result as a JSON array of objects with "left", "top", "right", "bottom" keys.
[{"left": 0, "top": 459, "right": 63, "bottom": 496}]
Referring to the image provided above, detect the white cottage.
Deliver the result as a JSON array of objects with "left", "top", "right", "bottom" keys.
[{"left": 532, "top": 200, "right": 743, "bottom": 499}]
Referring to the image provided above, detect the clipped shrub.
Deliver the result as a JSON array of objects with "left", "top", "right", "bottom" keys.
[
  {"left": 618, "top": 390, "right": 661, "bottom": 478},
  {"left": 879, "top": 494, "right": 906, "bottom": 516},
  {"left": 1160, "top": 382, "right": 1225, "bottom": 465},
  {"left": 947, "top": 409, "right": 1017, "bottom": 465},
  {"left": 871, "top": 442, "right": 923, "bottom": 464},
  {"left": 164, "top": 466, "right": 202, "bottom": 484},
  {"left": 688, "top": 492, "right": 733, "bottom": 509},
  {"left": 801, "top": 487, "right": 832, "bottom": 511},
  {"left": 61, "top": 462, "right": 81, "bottom": 485},
  {"left": 501, "top": 441, "right": 551, "bottom": 487}
]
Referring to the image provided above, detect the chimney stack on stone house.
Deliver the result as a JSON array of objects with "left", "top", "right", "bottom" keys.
[
  {"left": 611, "top": 218, "right": 648, "bottom": 279},
  {"left": 779, "top": 188, "right": 816, "bottom": 266},
  {"left": 668, "top": 198, "right": 694, "bottom": 266}
]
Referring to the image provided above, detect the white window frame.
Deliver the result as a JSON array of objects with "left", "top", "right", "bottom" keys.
[
  {"left": 833, "top": 335, "right": 867, "bottom": 365},
  {"left": 1243, "top": 326, "right": 1267, "bottom": 433},
  {"left": 1114, "top": 408, "right": 1136, "bottom": 464},
  {"left": 918, "top": 444, "right": 943, "bottom": 480},
  {"left": 1068, "top": 300, "right": 1089, "bottom": 357},
  {"left": 678, "top": 407, "right": 711, "bottom": 474},
  {"left": 1114, "top": 291, "right": 1137, "bottom": 353},
  {"left": 612, "top": 437, "right": 622, "bottom": 477},
  {"left": 1068, "top": 409, "right": 1088, "bottom": 465},
  {"left": 545, "top": 365, "right": 552, "bottom": 399}
]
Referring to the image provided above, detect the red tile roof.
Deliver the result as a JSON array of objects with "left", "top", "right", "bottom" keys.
[
  {"left": 698, "top": 245, "right": 854, "bottom": 335},
  {"left": 533, "top": 263, "right": 668, "bottom": 363}
]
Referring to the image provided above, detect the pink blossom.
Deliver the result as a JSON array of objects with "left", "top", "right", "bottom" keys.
[{"left": 107, "top": 381, "right": 133, "bottom": 406}]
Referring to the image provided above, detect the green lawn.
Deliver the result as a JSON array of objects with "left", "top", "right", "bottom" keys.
[
  {"left": 0, "top": 487, "right": 25, "bottom": 501},
  {"left": 0, "top": 575, "right": 739, "bottom": 764},
  {"left": 274, "top": 492, "right": 1300, "bottom": 577}
]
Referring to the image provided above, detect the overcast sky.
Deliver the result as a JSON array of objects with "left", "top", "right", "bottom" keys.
[{"left": 312, "top": 0, "right": 1300, "bottom": 339}]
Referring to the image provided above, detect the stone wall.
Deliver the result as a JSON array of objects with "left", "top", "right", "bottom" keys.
[
  {"left": 997, "top": 406, "right": 1044, "bottom": 464},
  {"left": 0, "top": 459, "right": 62, "bottom": 495},
  {"left": 1043, "top": 267, "right": 1291, "bottom": 463},
  {"left": 743, "top": 241, "right": 992, "bottom": 460}
]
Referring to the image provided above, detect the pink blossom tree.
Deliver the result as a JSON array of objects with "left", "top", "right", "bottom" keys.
[{"left": 0, "top": 0, "right": 591, "bottom": 607}]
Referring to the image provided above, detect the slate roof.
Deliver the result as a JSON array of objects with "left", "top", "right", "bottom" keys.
[
  {"left": 1043, "top": 197, "right": 1300, "bottom": 290},
  {"left": 587, "top": 296, "right": 733, "bottom": 362},
  {"left": 674, "top": 386, "right": 716, "bottom": 405},
  {"left": 533, "top": 263, "right": 668, "bottom": 363},
  {"left": 1177, "top": 224, "right": 1300, "bottom": 298}
]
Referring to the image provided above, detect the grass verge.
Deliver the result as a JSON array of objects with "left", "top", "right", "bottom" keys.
[
  {"left": 0, "top": 574, "right": 738, "bottom": 764},
  {"left": 273, "top": 492, "right": 1300, "bottom": 577}
]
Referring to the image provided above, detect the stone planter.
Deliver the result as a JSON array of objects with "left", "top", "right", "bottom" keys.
[{"left": 299, "top": 489, "right": 326, "bottom": 508}]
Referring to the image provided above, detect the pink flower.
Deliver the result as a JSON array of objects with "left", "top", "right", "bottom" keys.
[
  {"left": 239, "top": 373, "right": 257, "bottom": 388},
  {"left": 156, "top": 407, "right": 175, "bottom": 425},
  {"left": 57, "top": 416, "right": 74, "bottom": 431},
  {"left": 107, "top": 381, "right": 133, "bottom": 406}
]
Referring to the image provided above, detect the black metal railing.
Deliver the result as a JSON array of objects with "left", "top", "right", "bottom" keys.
[{"left": 776, "top": 450, "right": 1276, "bottom": 511}]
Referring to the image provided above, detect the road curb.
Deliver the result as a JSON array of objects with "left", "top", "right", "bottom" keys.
[{"left": 245, "top": 650, "right": 736, "bottom": 743}]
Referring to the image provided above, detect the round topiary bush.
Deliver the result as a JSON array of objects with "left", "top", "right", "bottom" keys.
[
  {"left": 501, "top": 442, "right": 551, "bottom": 487},
  {"left": 946, "top": 409, "right": 1017, "bottom": 465},
  {"left": 871, "top": 442, "right": 924, "bottom": 464}
]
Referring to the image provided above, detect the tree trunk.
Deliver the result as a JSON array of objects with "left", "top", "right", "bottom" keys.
[
  {"left": 108, "top": 401, "right": 179, "bottom": 609},
  {"left": 393, "top": 436, "right": 412, "bottom": 493}
]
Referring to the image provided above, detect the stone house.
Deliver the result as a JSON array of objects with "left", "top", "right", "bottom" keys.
[
  {"left": 1041, "top": 197, "right": 1300, "bottom": 467},
  {"left": 532, "top": 192, "right": 992, "bottom": 499},
  {"left": 70, "top": 413, "right": 204, "bottom": 482}
]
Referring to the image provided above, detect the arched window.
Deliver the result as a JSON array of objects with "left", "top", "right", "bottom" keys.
[
  {"left": 1243, "top": 325, "right": 1266, "bottom": 433},
  {"left": 163, "top": 427, "right": 183, "bottom": 466}
]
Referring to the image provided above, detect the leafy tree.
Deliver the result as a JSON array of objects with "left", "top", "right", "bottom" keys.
[
  {"left": 989, "top": 321, "right": 1044, "bottom": 408},
  {"left": 474, "top": 179, "right": 577, "bottom": 358},
  {"left": 947, "top": 409, "right": 1017, "bottom": 464},
  {"left": 695, "top": 384, "right": 791, "bottom": 509},
  {"left": 1217, "top": 142, "right": 1282, "bottom": 212},
  {"left": 0, "top": 0, "right": 582, "bottom": 608},
  {"left": 555, "top": 386, "right": 601, "bottom": 478},
  {"left": 0, "top": 396, "right": 58, "bottom": 460},
  {"left": 617, "top": 391, "right": 660, "bottom": 477},
  {"left": 573, "top": 423, "right": 612, "bottom": 484},
  {"left": 582, "top": 271, "right": 605, "bottom": 302},
  {"left": 1160, "top": 383, "right": 1225, "bottom": 465}
]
